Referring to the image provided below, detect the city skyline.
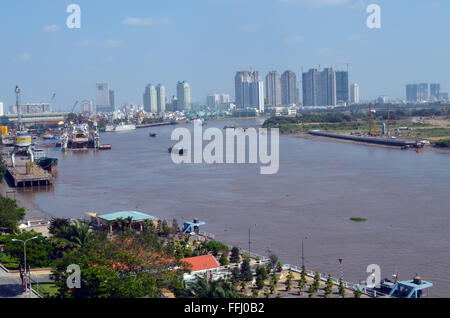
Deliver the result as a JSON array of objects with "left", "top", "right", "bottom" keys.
[{"left": 1, "top": 1, "right": 450, "bottom": 109}]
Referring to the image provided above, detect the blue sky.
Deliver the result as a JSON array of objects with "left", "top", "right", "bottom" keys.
[{"left": 0, "top": 0, "right": 449, "bottom": 110}]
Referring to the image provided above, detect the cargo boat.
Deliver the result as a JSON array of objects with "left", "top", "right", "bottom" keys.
[
  {"left": 171, "top": 120, "right": 190, "bottom": 125},
  {"left": 33, "top": 149, "right": 58, "bottom": 173}
]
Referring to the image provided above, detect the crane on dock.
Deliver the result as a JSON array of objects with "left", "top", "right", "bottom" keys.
[{"left": 368, "top": 103, "right": 381, "bottom": 136}]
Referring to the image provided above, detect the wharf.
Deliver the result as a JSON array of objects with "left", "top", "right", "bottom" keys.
[
  {"left": 308, "top": 130, "right": 416, "bottom": 147},
  {"left": 5, "top": 159, "right": 53, "bottom": 187},
  {"left": 136, "top": 122, "right": 172, "bottom": 129}
]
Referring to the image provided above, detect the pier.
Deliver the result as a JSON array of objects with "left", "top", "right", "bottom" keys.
[
  {"left": 136, "top": 122, "right": 172, "bottom": 129},
  {"left": 5, "top": 159, "right": 53, "bottom": 187},
  {"left": 308, "top": 130, "right": 416, "bottom": 147}
]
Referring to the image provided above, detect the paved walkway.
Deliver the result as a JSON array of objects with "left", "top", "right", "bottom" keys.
[{"left": 0, "top": 267, "right": 38, "bottom": 298}]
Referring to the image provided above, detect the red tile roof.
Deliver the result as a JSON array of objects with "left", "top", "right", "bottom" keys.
[{"left": 181, "top": 255, "right": 220, "bottom": 272}]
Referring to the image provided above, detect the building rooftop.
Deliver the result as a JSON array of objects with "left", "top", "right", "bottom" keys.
[
  {"left": 98, "top": 211, "right": 156, "bottom": 222},
  {"left": 181, "top": 255, "right": 220, "bottom": 272}
]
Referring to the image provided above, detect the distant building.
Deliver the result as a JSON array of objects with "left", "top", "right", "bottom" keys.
[
  {"left": 406, "top": 83, "right": 429, "bottom": 102},
  {"left": 206, "top": 94, "right": 220, "bottom": 108},
  {"left": 335, "top": 71, "right": 349, "bottom": 105},
  {"left": 80, "top": 100, "right": 95, "bottom": 115},
  {"left": 350, "top": 83, "right": 360, "bottom": 104},
  {"left": 143, "top": 84, "right": 158, "bottom": 113},
  {"left": 302, "top": 68, "right": 336, "bottom": 106},
  {"left": 177, "top": 81, "right": 191, "bottom": 112},
  {"left": 96, "top": 82, "right": 114, "bottom": 112},
  {"left": 281, "top": 70, "right": 297, "bottom": 107},
  {"left": 441, "top": 92, "right": 449, "bottom": 101},
  {"left": 234, "top": 71, "right": 264, "bottom": 111},
  {"left": 430, "top": 83, "right": 441, "bottom": 101},
  {"left": 265, "top": 71, "right": 282, "bottom": 107},
  {"left": 156, "top": 84, "right": 166, "bottom": 113},
  {"left": 0, "top": 102, "right": 3, "bottom": 116},
  {"left": 15, "top": 103, "right": 51, "bottom": 114}
]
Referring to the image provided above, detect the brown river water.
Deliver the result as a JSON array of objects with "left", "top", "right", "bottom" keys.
[{"left": 20, "top": 118, "right": 450, "bottom": 297}]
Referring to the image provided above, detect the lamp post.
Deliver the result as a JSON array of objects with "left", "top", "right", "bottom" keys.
[{"left": 12, "top": 236, "right": 38, "bottom": 298}]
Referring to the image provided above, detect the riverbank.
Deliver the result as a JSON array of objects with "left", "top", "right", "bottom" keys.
[{"left": 0, "top": 181, "right": 52, "bottom": 223}]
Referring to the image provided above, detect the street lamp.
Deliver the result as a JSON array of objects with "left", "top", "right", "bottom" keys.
[{"left": 12, "top": 236, "right": 38, "bottom": 298}]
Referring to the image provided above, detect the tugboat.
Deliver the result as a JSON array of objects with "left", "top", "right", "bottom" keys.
[{"left": 32, "top": 148, "right": 58, "bottom": 173}]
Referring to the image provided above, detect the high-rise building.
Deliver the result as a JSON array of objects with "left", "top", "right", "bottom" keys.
[
  {"left": 156, "top": 84, "right": 166, "bottom": 113},
  {"left": 265, "top": 71, "right": 282, "bottom": 107},
  {"left": 350, "top": 83, "right": 360, "bottom": 104},
  {"left": 430, "top": 83, "right": 441, "bottom": 101},
  {"left": 234, "top": 71, "right": 264, "bottom": 111},
  {"left": 177, "top": 81, "right": 191, "bottom": 112},
  {"left": 335, "top": 71, "right": 349, "bottom": 105},
  {"left": 0, "top": 102, "right": 4, "bottom": 116},
  {"left": 206, "top": 94, "right": 220, "bottom": 108},
  {"left": 407, "top": 83, "right": 429, "bottom": 102},
  {"left": 406, "top": 84, "right": 418, "bottom": 102},
  {"left": 281, "top": 70, "right": 297, "bottom": 107},
  {"left": 302, "top": 68, "right": 336, "bottom": 106},
  {"left": 81, "top": 100, "right": 95, "bottom": 115},
  {"left": 96, "top": 81, "right": 112, "bottom": 112},
  {"left": 417, "top": 83, "right": 429, "bottom": 101},
  {"left": 143, "top": 84, "right": 158, "bottom": 113},
  {"left": 109, "top": 90, "right": 115, "bottom": 110}
]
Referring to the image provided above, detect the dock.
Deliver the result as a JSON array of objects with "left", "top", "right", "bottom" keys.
[
  {"left": 136, "top": 122, "right": 172, "bottom": 129},
  {"left": 308, "top": 130, "right": 416, "bottom": 147},
  {"left": 5, "top": 159, "right": 53, "bottom": 187}
]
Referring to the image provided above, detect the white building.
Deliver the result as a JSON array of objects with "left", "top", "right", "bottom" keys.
[
  {"left": 0, "top": 102, "right": 4, "bottom": 116},
  {"left": 81, "top": 100, "right": 95, "bottom": 115},
  {"left": 350, "top": 83, "right": 360, "bottom": 104},
  {"left": 156, "top": 84, "right": 166, "bottom": 113},
  {"left": 177, "top": 81, "right": 191, "bottom": 112}
]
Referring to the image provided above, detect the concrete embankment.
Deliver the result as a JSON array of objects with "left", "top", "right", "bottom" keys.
[{"left": 308, "top": 130, "right": 416, "bottom": 147}]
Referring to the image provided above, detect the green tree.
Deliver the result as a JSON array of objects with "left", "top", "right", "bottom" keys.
[
  {"left": 255, "top": 266, "right": 268, "bottom": 280},
  {"left": 0, "top": 154, "right": 6, "bottom": 183},
  {"left": 188, "top": 276, "right": 240, "bottom": 298},
  {"left": 230, "top": 247, "right": 241, "bottom": 264},
  {"left": 256, "top": 275, "right": 265, "bottom": 289},
  {"left": 204, "top": 240, "right": 229, "bottom": 256},
  {"left": 298, "top": 276, "right": 307, "bottom": 295},
  {"left": 354, "top": 287, "right": 362, "bottom": 298},
  {"left": 270, "top": 280, "right": 276, "bottom": 294},
  {"left": 308, "top": 284, "right": 316, "bottom": 298},
  {"left": 268, "top": 253, "right": 278, "bottom": 269},
  {"left": 240, "top": 258, "right": 253, "bottom": 282},
  {"left": 0, "top": 196, "right": 25, "bottom": 234},
  {"left": 314, "top": 271, "right": 321, "bottom": 290},
  {"left": 219, "top": 253, "right": 229, "bottom": 266}
]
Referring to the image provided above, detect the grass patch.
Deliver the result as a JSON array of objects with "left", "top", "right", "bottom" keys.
[
  {"left": 32, "top": 282, "right": 59, "bottom": 298},
  {"left": 0, "top": 253, "right": 19, "bottom": 270},
  {"left": 350, "top": 217, "right": 367, "bottom": 222}
]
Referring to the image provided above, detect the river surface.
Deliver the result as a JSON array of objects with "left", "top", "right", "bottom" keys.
[{"left": 21, "top": 119, "right": 450, "bottom": 297}]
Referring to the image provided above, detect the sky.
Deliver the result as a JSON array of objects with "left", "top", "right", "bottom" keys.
[{"left": 0, "top": 0, "right": 449, "bottom": 110}]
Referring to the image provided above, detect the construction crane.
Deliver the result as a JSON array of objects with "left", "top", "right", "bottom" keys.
[
  {"left": 368, "top": 103, "right": 381, "bottom": 136},
  {"left": 71, "top": 101, "right": 79, "bottom": 113},
  {"left": 387, "top": 104, "right": 391, "bottom": 138}
]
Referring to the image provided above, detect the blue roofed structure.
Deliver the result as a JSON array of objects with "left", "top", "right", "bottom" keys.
[
  {"left": 98, "top": 211, "right": 156, "bottom": 221},
  {"left": 183, "top": 218, "right": 206, "bottom": 234},
  {"left": 387, "top": 276, "right": 433, "bottom": 298}
]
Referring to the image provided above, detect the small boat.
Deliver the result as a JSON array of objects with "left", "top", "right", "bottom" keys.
[
  {"left": 42, "top": 134, "right": 54, "bottom": 140},
  {"left": 99, "top": 144, "right": 112, "bottom": 150},
  {"left": 224, "top": 124, "right": 240, "bottom": 129},
  {"left": 149, "top": 133, "right": 157, "bottom": 138},
  {"left": 168, "top": 147, "right": 187, "bottom": 155},
  {"left": 115, "top": 123, "right": 136, "bottom": 132}
]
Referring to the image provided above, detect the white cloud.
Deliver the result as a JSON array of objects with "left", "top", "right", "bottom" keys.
[
  {"left": 104, "top": 40, "right": 124, "bottom": 48},
  {"left": 17, "top": 52, "right": 31, "bottom": 63},
  {"left": 317, "top": 48, "right": 336, "bottom": 56},
  {"left": 43, "top": 25, "right": 60, "bottom": 33},
  {"left": 73, "top": 40, "right": 123, "bottom": 48},
  {"left": 123, "top": 17, "right": 173, "bottom": 26},
  {"left": 283, "top": 35, "right": 303, "bottom": 45},
  {"left": 240, "top": 24, "right": 259, "bottom": 32}
]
